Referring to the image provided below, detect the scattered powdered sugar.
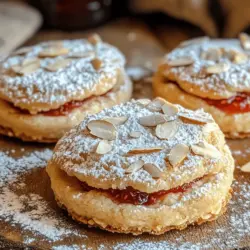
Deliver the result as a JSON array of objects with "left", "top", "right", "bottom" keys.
[
  {"left": 0, "top": 39, "right": 125, "bottom": 110},
  {"left": 0, "top": 149, "right": 82, "bottom": 242},
  {"left": 164, "top": 39, "right": 250, "bottom": 97},
  {"left": 53, "top": 100, "right": 219, "bottom": 191}
]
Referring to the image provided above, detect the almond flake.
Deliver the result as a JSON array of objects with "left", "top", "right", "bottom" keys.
[
  {"left": 146, "top": 97, "right": 166, "bottom": 112},
  {"left": 179, "top": 36, "right": 209, "bottom": 47},
  {"left": 139, "top": 114, "right": 166, "bottom": 127},
  {"left": 239, "top": 33, "right": 250, "bottom": 50},
  {"left": 143, "top": 163, "right": 163, "bottom": 178},
  {"left": 205, "top": 63, "right": 230, "bottom": 74},
  {"left": 22, "top": 57, "right": 40, "bottom": 66},
  {"left": 96, "top": 140, "right": 112, "bottom": 154},
  {"left": 91, "top": 58, "right": 102, "bottom": 70},
  {"left": 232, "top": 52, "right": 248, "bottom": 64},
  {"left": 136, "top": 98, "right": 151, "bottom": 106},
  {"left": 201, "top": 48, "right": 222, "bottom": 61},
  {"left": 241, "top": 161, "right": 250, "bottom": 173},
  {"left": 88, "top": 34, "right": 102, "bottom": 45},
  {"left": 169, "top": 144, "right": 189, "bottom": 167},
  {"left": 38, "top": 47, "right": 69, "bottom": 58},
  {"left": 103, "top": 116, "right": 128, "bottom": 126},
  {"left": 12, "top": 60, "right": 40, "bottom": 76},
  {"left": 127, "top": 147, "right": 163, "bottom": 155},
  {"left": 69, "top": 51, "right": 95, "bottom": 59},
  {"left": 129, "top": 131, "right": 142, "bottom": 138},
  {"left": 167, "top": 57, "right": 194, "bottom": 67},
  {"left": 12, "top": 46, "right": 32, "bottom": 56},
  {"left": 44, "top": 59, "right": 72, "bottom": 72},
  {"left": 155, "top": 121, "right": 179, "bottom": 140},
  {"left": 87, "top": 120, "right": 116, "bottom": 140},
  {"left": 179, "top": 112, "right": 213, "bottom": 125},
  {"left": 202, "top": 123, "right": 218, "bottom": 135},
  {"left": 125, "top": 160, "right": 144, "bottom": 173},
  {"left": 162, "top": 102, "right": 179, "bottom": 116},
  {"left": 191, "top": 141, "right": 221, "bottom": 159}
]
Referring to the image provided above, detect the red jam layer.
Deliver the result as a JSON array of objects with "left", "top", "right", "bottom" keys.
[
  {"left": 205, "top": 92, "right": 250, "bottom": 114},
  {"left": 81, "top": 178, "right": 201, "bottom": 206},
  {"left": 41, "top": 100, "right": 85, "bottom": 116}
]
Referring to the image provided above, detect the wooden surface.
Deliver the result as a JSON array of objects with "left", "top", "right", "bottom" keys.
[{"left": 0, "top": 18, "right": 250, "bottom": 250}]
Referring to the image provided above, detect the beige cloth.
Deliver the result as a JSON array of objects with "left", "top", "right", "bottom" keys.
[{"left": 131, "top": 0, "right": 250, "bottom": 37}]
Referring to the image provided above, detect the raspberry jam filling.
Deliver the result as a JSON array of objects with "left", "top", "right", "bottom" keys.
[
  {"left": 81, "top": 178, "right": 201, "bottom": 206},
  {"left": 205, "top": 93, "right": 250, "bottom": 114},
  {"left": 166, "top": 80, "right": 250, "bottom": 114},
  {"left": 41, "top": 99, "right": 85, "bottom": 116}
]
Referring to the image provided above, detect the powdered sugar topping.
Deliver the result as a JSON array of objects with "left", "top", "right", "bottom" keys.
[
  {"left": 164, "top": 39, "right": 250, "bottom": 98},
  {"left": 0, "top": 39, "right": 125, "bottom": 111},
  {"left": 52, "top": 100, "right": 222, "bottom": 191}
]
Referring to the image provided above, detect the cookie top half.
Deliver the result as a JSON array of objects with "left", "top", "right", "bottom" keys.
[
  {"left": 160, "top": 35, "right": 250, "bottom": 100},
  {"left": 50, "top": 98, "right": 229, "bottom": 193},
  {"left": 0, "top": 35, "right": 125, "bottom": 114}
]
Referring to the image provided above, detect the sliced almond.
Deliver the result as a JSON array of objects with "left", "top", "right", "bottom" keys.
[
  {"left": 239, "top": 32, "right": 250, "bottom": 50},
  {"left": 232, "top": 51, "right": 248, "bottom": 64},
  {"left": 103, "top": 116, "right": 128, "bottom": 126},
  {"left": 202, "top": 123, "right": 218, "bottom": 135},
  {"left": 44, "top": 59, "right": 72, "bottom": 72},
  {"left": 69, "top": 51, "right": 95, "bottom": 59},
  {"left": 91, "top": 58, "right": 102, "bottom": 70},
  {"left": 136, "top": 98, "right": 151, "bottom": 106},
  {"left": 88, "top": 34, "right": 102, "bottom": 45},
  {"left": 155, "top": 121, "right": 179, "bottom": 140},
  {"left": 205, "top": 63, "right": 230, "bottom": 74},
  {"left": 167, "top": 57, "right": 194, "bottom": 67},
  {"left": 169, "top": 144, "right": 189, "bottom": 167},
  {"left": 179, "top": 112, "right": 213, "bottom": 125},
  {"left": 38, "top": 47, "right": 69, "bottom": 58},
  {"left": 87, "top": 120, "right": 116, "bottom": 140},
  {"left": 179, "top": 36, "right": 209, "bottom": 47},
  {"left": 129, "top": 131, "right": 142, "bottom": 138},
  {"left": 201, "top": 48, "right": 222, "bottom": 61},
  {"left": 241, "top": 161, "right": 250, "bottom": 173},
  {"left": 143, "top": 163, "right": 163, "bottom": 178},
  {"left": 147, "top": 97, "right": 166, "bottom": 112},
  {"left": 139, "top": 114, "right": 166, "bottom": 127},
  {"left": 127, "top": 147, "right": 163, "bottom": 155},
  {"left": 125, "top": 160, "right": 144, "bottom": 173},
  {"left": 191, "top": 141, "right": 221, "bottom": 159},
  {"left": 96, "top": 140, "right": 112, "bottom": 154},
  {"left": 12, "top": 60, "right": 40, "bottom": 76},
  {"left": 162, "top": 102, "right": 179, "bottom": 116},
  {"left": 12, "top": 46, "right": 32, "bottom": 56},
  {"left": 22, "top": 57, "right": 40, "bottom": 66}
]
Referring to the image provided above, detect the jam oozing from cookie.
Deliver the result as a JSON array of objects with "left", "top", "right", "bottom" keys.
[
  {"left": 205, "top": 92, "right": 250, "bottom": 114},
  {"left": 81, "top": 178, "right": 201, "bottom": 206},
  {"left": 41, "top": 100, "right": 85, "bottom": 116}
]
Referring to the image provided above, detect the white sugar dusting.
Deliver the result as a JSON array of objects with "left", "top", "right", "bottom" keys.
[
  {"left": 0, "top": 149, "right": 82, "bottom": 241},
  {"left": 0, "top": 39, "right": 125, "bottom": 110},
  {"left": 165, "top": 39, "right": 250, "bottom": 96},
  {"left": 53, "top": 100, "right": 220, "bottom": 191}
]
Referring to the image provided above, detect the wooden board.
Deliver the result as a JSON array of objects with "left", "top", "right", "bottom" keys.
[{"left": 0, "top": 18, "right": 249, "bottom": 250}]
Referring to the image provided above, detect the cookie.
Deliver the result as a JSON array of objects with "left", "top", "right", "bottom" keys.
[
  {"left": 46, "top": 98, "right": 234, "bottom": 234},
  {"left": 0, "top": 35, "right": 132, "bottom": 142},
  {"left": 153, "top": 35, "right": 250, "bottom": 138}
]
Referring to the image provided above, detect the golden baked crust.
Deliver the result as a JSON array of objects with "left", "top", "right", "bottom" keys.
[
  {"left": 47, "top": 144, "right": 233, "bottom": 235},
  {"left": 0, "top": 70, "right": 132, "bottom": 142},
  {"left": 160, "top": 38, "right": 250, "bottom": 100},
  {"left": 46, "top": 99, "right": 234, "bottom": 234},
  {"left": 153, "top": 76, "right": 250, "bottom": 138},
  {"left": 0, "top": 37, "right": 125, "bottom": 114}
]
